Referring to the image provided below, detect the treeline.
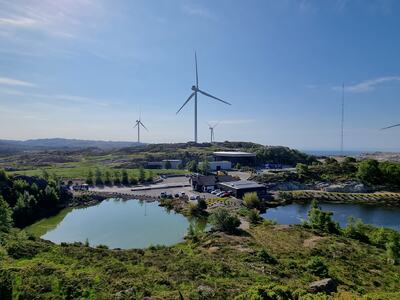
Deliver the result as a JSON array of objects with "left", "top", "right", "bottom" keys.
[
  {"left": 0, "top": 169, "right": 71, "bottom": 228},
  {"left": 250, "top": 145, "right": 316, "bottom": 165},
  {"left": 295, "top": 157, "right": 400, "bottom": 188},
  {"left": 85, "top": 167, "right": 154, "bottom": 186}
]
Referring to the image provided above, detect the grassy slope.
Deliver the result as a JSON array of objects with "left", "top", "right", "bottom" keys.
[{"left": 1, "top": 225, "right": 399, "bottom": 299}]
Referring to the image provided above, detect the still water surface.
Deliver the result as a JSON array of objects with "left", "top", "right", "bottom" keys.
[
  {"left": 29, "top": 199, "right": 199, "bottom": 249},
  {"left": 262, "top": 202, "right": 400, "bottom": 231}
]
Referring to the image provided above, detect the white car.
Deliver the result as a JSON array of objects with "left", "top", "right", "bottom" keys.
[
  {"left": 216, "top": 192, "right": 225, "bottom": 197},
  {"left": 211, "top": 190, "right": 220, "bottom": 195},
  {"left": 190, "top": 195, "right": 200, "bottom": 200}
]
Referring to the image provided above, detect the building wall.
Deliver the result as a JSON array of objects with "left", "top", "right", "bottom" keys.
[
  {"left": 213, "top": 155, "right": 256, "bottom": 166},
  {"left": 199, "top": 161, "right": 232, "bottom": 171}
]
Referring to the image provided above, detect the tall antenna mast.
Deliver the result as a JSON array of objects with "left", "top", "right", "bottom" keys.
[{"left": 340, "top": 83, "right": 345, "bottom": 155}]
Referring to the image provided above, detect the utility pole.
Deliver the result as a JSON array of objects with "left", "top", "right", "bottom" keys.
[{"left": 340, "top": 83, "right": 345, "bottom": 155}]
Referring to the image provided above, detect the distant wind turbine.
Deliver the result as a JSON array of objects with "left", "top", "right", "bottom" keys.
[
  {"left": 133, "top": 116, "right": 148, "bottom": 143},
  {"left": 176, "top": 52, "right": 231, "bottom": 143},
  {"left": 381, "top": 123, "right": 400, "bottom": 130},
  {"left": 208, "top": 122, "right": 219, "bottom": 143}
]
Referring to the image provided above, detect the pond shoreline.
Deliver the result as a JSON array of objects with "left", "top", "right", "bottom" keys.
[{"left": 275, "top": 190, "right": 400, "bottom": 207}]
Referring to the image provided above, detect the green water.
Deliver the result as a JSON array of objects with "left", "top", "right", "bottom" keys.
[{"left": 27, "top": 199, "right": 201, "bottom": 249}]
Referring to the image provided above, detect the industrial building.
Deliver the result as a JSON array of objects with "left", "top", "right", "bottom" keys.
[
  {"left": 217, "top": 180, "right": 266, "bottom": 199},
  {"left": 191, "top": 174, "right": 237, "bottom": 192},
  {"left": 198, "top": 160, "right": 232, "bottom": 171},
  {"left": 213, "top": 151, "right": 256, "bottom": 166}
]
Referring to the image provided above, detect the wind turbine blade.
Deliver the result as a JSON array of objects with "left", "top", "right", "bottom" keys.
[
  {"left": 195, "top": 51, "right": 198, "bottom": 87},
  {"left": 197, "top": 89, "right": 231, "bottom": 105},
  {"left": 139, "top": 121, "right": 149, "bottom": 131},
  {"left": 381, "top": 123, "right": 400, "bottom": 130},
  {"left": 133, "top": 122, "right": 138, "bottom": 128},
  {"left": 176, "top": 92, "right": 195, "bottom": 114}
]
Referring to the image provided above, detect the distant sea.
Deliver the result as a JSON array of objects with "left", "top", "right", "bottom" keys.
[{"left": 303, "top": 150, "right": 366, "bottom": 157}]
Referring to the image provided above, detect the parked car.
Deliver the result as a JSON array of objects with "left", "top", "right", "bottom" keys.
[
  {"left": 179, "top": 192, "right": 186, "bottom": 197},
  {"left": 216, "top": 191, "right": 225, "bottom": 197},
  {"left": 160, "top": 192, "right": 167, "bottom": 198},
  {"left": 190, "top": 195, "right": 200, "bottom": 200},
  {"left": 211, "top": 190, "right": 220, "bottom": 195},
  {"left": 174, "top": 193, "right": 180, "bottom": 198},
  {"left": 220, "top": 192, "right": 230, "bottom": 198}
]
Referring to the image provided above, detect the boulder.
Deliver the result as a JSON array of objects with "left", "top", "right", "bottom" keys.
[{"left": 309, "top": 278, "right": 337, "bottom": 294}]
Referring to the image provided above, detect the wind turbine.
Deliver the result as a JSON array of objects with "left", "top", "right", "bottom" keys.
[
  {"left": 208, "top": 122, "right": 219, "bottom": 143},
  {"left": 133, "top": 116, "right": 148, "bottom": 143},
  {"left": 381, "top": 123, "right": 400, "bottom": 130},
  {"left": 176, "top": 52, "right": 231, "bottom": 143}
]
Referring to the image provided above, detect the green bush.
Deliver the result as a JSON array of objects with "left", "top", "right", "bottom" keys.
[
  {"left": 343, "top": 217, "right": 369, "bottom": 243},
  {"left": 243, "top": 192, "right": 261, "bottom": 209},
  {"left": 209, "top": 208, "right": 240, "bottom": 233},
  {"left": 306, "top": 256, "right": 329, "bottom": 278},
  {"left": 248, "top": 209, "right": 262, "bottom": 225},
  {"left": 305, "top": 200, "right": 340, "bottom": 234},
  {"left": 257, "top": 248, "right": 277, "bottom": 264}
]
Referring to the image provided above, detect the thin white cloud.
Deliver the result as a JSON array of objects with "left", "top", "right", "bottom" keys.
[
  {"left": 0, "top": 16, "right": 38, "bottom": 28},
  {"left": 0, "top": 76, "right": 35, "bottom": 87},
  {"left": 182, "top": 5, "right": 216, "bottom": 20},
  {"left": 334, "top": 76, "right": 400, "bottom": 93},
  {"left": 0, "top": 87, "right": 109, "bottom": 107}
]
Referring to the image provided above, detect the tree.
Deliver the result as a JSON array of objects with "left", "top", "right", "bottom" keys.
[
  {"left": 357, "top": 159, "right": 382, "bottom": 185},
  {"left": 41, "top": 169, "right": 50, "bottom": 180},
  {"left": 104, "top": 170, "right": 112, "bottom": 186},
  {"left": 146, "top": 170, "right": 154, "bottom": 182},
  {"left": 209, "top": 208, "right": 240, "bottom": 233},
  {"left": 305, "top": 200, "right": 339, "bottom": 234},
  {"left": 138, "top": 167, "right": 146, "bottom": 183},
  {"left": 121, "top": 169, "right": 129, "bottom": 185},
  {"left": 95, "top": 168, "right": 103, "bottom": 186},
  {"left": 199, "top": 159, "right": 210, "bottom": 175},
  {"left": 186, "top": 160, "right": 198, "bottom": 173},
  {"left": 243, "top": 192, "right": 261, "bottom": 209},
  {"left": 0, "top": 168, "right": 8, "bottom": 181},
  {"left": 235, "top": 163, "right": 242, "bottom": 170},
  {"left": 197, "top": 198, "right": 207, "bottom": 211},
  {"left": 165, "top": 160, "right": 172, "bottom": 169},
  {"left": 113, "top": 171, "right": 121, "bottom": 185},
  {"left": 0, "top": 195, "right": 13, "bottom": 232},
  {"left": 86, "top": 170, "right": 94, "bottom": 185}
]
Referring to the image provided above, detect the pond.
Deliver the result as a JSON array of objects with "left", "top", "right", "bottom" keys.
[
  {"left": 26, "top": 198, "right": 203, "bottom": 249},
  {"left": 262, "top": 202, "right": 400, "bottom": 231}
]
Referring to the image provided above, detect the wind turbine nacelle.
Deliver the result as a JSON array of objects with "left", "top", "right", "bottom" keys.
[{"left": 191, "top": 85, "right": 197, "bottom": 91}]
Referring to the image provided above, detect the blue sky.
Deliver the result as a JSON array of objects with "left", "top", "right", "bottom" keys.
[{"left": 1, "top": 0, "right": 400, "bottom": 151}]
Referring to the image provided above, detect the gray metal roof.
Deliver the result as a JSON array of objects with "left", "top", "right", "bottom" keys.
[
  {"left": 213, "top": 151, "right": 256, "bottom": 157},
  {"left": 219, "top": 180, "right": 265, "bottom": 190}
]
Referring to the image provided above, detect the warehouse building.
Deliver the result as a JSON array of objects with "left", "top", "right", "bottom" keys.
[
  {"left": 213, "top": 151, "right": 256, "bottom": 167},
  {"left": 217, "top": 180, "right": 266, "bottom": 199},
  {"left": 198, "top": 160, "right": 232, "bottom": 171}
]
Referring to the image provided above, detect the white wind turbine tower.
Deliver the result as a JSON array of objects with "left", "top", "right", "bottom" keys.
[
  {"left": 208, "top": 122, "right": 219, "bottom": 143},
  {"left": 176, "top": 52, "right": 231, "bottom": 143},
  {"left": 133, "top": 116, "right": 148, "bottom": 143}
]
